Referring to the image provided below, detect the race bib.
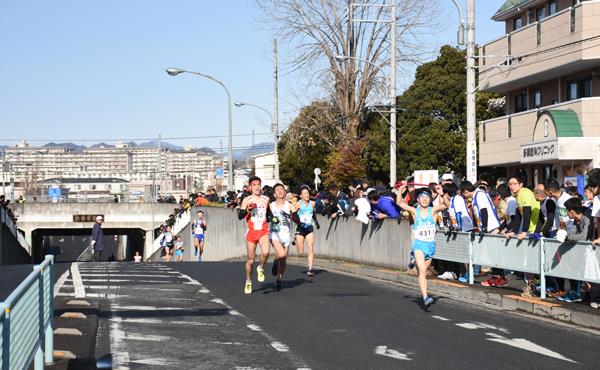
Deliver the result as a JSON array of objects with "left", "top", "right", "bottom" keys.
[
  {"left": 194, "top": 223, "right": 204, "bottom": 234},
  {"left": 415, "top": 224, "right": 436, "bottom": 242},
  {"left": 251, "top": 207, "right": 267, "bottom": 231},
  {"left": 300, "top": 213, "right": 312, "bottom": 225}
]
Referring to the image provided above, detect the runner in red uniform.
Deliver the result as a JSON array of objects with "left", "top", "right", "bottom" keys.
[{"left": 238, "top": 176, "right": 271, "bottom": 294}]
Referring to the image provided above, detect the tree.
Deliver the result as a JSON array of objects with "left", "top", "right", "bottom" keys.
[
  {"left": 278, "top": 101, "right": 341, "bottom": 187},
  {"left": 323, "top": 138, "right": 367, "bottom": 186},
  {"left": 361, "top": 45, "right": 504, "bottom": 181},
  {"left": 257, "top": 0, "right": 436, "bottom": 138}
]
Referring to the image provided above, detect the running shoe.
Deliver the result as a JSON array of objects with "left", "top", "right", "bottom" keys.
[
  {"left": 556, "top": 292, "right": 568, "bottom": 301},
  {"left": 481, "top": 277, "right": 497, "bottom": 287},
  {"left": 591, "top": 302, "right": 599, "bottom": 309},
  {"left": 437, "top": 271, "right": 456, "bottom": 280},
  {"left": 458, "top": 274, "right": 470, "bottom": 283},
  {"left": 423, "top": 296, "right": 434, "bottom": 307},
  {"left": 407, "top": 259, "right": 415, "bottom": 270},
  {"left": 306, "top": 269, "right": 315, "bottom": 276},
  {"left": 257, "top": 265, "right": 265, "bottom": 282},
  {"left": 494, "top": 277, "right": 508, "bottom": 287},
  {"left": 562, "top": 291, "right": 582, "bottom": 303},
  {"left": 272, "top": 259, "right": 278, "bottom": 276},
  {"left": 244, "top": 281, "right": 252, "bottom": 294},
  {"left": 276, "top": 280, "right": 282, "bottom": 291}
]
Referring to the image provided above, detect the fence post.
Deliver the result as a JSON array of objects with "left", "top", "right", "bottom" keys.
[
  {"left": 540, "top": 238, "right": 546, "bottom": 299},
  {"left": 469, "top": 234, "right": 474, "bottom": 285},
  {"left": 2, "top": 305, "right": 10, "bottom": 370},
  {"left": 45, "top": 255, "right": 54, "bottom": 364}
]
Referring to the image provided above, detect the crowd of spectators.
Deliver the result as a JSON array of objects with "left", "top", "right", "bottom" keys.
[{"left": 0, "top": 194, "right": 17, "bottom": 225}]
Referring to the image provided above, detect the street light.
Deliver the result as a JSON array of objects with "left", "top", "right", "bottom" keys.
[
  {"left": 335, "top": 54, "right": 396, "bottom": 186},
  {"left": 165, "top": 68, "right": 234, "bottom": 192},
  {"left": 234, "top": 101, "right": 279, "bottom": 181}
]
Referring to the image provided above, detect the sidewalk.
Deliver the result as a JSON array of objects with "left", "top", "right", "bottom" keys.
[{"left": 290, "top": 257, "right": 600, "bottom": 331}]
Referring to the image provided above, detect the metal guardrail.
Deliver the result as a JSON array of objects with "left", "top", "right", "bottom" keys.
[
  {"left": 435, "top": 231, "right": 600, "bottom": 299},
  {"left": 0, "top": 255, "right": 54, "bottom": 370}
]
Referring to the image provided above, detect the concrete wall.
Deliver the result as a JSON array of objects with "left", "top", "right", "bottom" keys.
[
  {"left": 199, "top": 207, "right": 413, "bottom": 270},
  {"left": 0, "top": 207, "right": 31, "bottom": 264}
]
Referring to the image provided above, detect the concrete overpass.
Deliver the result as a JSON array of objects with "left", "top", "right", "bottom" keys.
[{"left": 13, "top": 203, "right": 181, "bottom": 261}]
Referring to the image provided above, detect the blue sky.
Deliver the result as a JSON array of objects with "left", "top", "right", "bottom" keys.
[{"left": 0, "top": 1, "right": 505, "bottom": 151}]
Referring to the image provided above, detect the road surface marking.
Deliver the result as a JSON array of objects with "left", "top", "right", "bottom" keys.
[
  {"left": 211, "top": 298, "right": 228, "bottom": 306},
  {"left": 485, "top": 332, "right": 578, "bottom": 363},
  {"left": 247, "top": 324, "right": 262, "bottom": 331},
  {"left": 109, "top": 315, "right": 130, "bottom": 370},
  {"left": 71, "top": 263, "right": 86, "bottom": 298},
  {"left": 80, "top": 274, "right": 173, "bottom": 278},
  {"left": 271, "top": 342, "right": 290, "bottom": 352},
  {"left": 125, "top": 334, "right": 170, "bottom": 342},
  {"left": 117, "top": 318, "right": 221, "bottom": 326},
  {"left": 455, "top": 322, "right": 486, "bottom": 330},
  {"left": 229, "top": 310, "right": 243, "bottom": 316},
  {"left": 374, "top": 346, "right": 412, "bottom": 361},
  {"left": 197, "top": 288, "right": 210, "bottom": 294},
  {"left": 431, "top": 315, "right": 450, "bottom": 321},
  {"left": 472, "top": 322, "right": 510, "bottom": 334},
  {"left": 54, "top": 269, "right": 70, "bottom": 297},
  {"left": 129, "top": 358, "right": 172, "bottom": 366},
  {"left": 112, "top": 305, "right": 188, "bottom": 311}
]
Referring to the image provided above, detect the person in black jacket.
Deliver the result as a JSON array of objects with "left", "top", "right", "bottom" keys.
[{"left": 91, "top": 215, "right": 105, "bottom": 262}]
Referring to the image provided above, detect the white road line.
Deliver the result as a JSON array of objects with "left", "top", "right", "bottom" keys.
[
  {"left": 270, "top": 342, "right": 290, "bottom": 352},
  {"left": 129, "top": 358, "right": 173, "bottom": 366},
  {"left": 431, "top": 315, "right": 450, "bottom": 321},
  {"left": 247, "top": 324, "right": 262, "bottom": 331},
  {"left": 374, "top": 346, "right": 412, "bottom": 361},
  {"left": 211, "top": 298, "right": 228, "bottom": 306},
  {"left": 125, "top": 334, "right": 170, "bottom": 342},
  {"left": 54, "top": 269, "right": 70, "bottom": 297},
  {"left": 79, "top": 274, "right": 174, "bottom": 278},
  {"left": 109, "top": 316, "right": 130, "bottom": 370},
  {"left": 229, "top": 310, "right": 243, "bottom": 316},
  {"left": 116, "top": 318, "right": 221, "bottom": 326},
  {"left": 455, "top": 322, "right": 486, "bottom": 330},
  {"left": 197, "top": 288, "right": 210, "bottom": 294},
  {"left": 112, "top": 305, "right": 188, "bottom": 311},
  {"left": 485, "top": 332, "right": 578, "bottom": 363},
  {"left": 71, "top": 263, "right": 86, "bottom": 298}
]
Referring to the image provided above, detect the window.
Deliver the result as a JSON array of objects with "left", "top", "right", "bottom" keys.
[
  {"left": 513, "top": 16, "right": 523, "bottom": 30},
  {"left": 534, "top": 89, "right": 542, "bottom": 108},
  {"left": 514, "top": 91, "right": 528, "bottom": 113},
  {"left": 549, "top": 0, "right": 557, "bottom": 15},
  {"left": 567, "top": 78, "right": 592, "bottom": 100},
  {"left": 536, "top": 6, "right": 546, "bottom": 21}
]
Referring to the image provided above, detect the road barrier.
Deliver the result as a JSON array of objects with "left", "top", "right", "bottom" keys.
[{"left": 0, "top": 255, "right": 54, "bottom": 370}]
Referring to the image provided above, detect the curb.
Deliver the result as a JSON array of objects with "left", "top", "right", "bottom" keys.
[{"left": 293, "top": 257, "right": 600, "bottom": 331}]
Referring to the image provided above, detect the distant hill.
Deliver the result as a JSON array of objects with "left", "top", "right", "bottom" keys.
[
  {"left": 233, "top": 142, "right": 275, "bottom": 162},
  {"left": 138, "top": 140, "right": 184, "bottom": 151},
  {"left": 43, "top": 142, "right": 86, "bottom": 151}
]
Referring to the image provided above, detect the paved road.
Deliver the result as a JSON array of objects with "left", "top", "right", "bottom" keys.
[{"left": 170, "top": 261, "right": 600, "bottom": 369}]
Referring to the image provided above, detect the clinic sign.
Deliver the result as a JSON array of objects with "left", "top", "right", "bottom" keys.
[{"left": 520, "top": 140, "right": 559, "bottom": 163}]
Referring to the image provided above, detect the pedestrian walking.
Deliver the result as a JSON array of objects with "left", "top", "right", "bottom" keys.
[{"left": 91, "top": 215, "right": 105, "bottom": 262}]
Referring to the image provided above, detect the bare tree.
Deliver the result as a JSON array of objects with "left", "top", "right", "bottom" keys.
[{"left": 257, "top": 0, "right": 438, "bottom": 138}]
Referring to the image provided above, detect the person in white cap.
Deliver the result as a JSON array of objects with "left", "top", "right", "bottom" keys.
[{"left": 91, "top": 215, "right": 105, "bottom": 262}]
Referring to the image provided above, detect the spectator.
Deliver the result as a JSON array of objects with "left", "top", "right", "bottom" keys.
[
  {"left": 544, "top": 178, "right": 572, "bottom": 235},
  {"left": 460, "top": 180, "right": 500, "bottom": 234},
  {"left": 505, "top": 174, "right": 540, "bottom": 241},
  {"left": 326, "top": 184, "right": 351, "bottom": 218},
  {"left": 368, "top": 190, "right": 401, "bottom": 220},
  {"left": 352, "top": 187, "right": 371, "bottom": 224},
  {"left": 533, "top": 184, "right": 557, "bottom": 238},
  {"left": 496, "top": 183, "right": 517, "bottom": 233},
  {"left": 133, "top": 251, "right": 142, "bottom": 263},
  {"left": 16, "top": 195, "right": 25, "bottom": 204},
  {"left": 91, "top": 215, "right": 105, "bottom": 262}
]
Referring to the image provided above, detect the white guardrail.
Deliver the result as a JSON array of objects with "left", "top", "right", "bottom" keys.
[
  {"left": 435, "top": 232, "right": 600, "bottom": 299},
  {"left": 0, "top": 255, "right": 54, "bottom": 370}
]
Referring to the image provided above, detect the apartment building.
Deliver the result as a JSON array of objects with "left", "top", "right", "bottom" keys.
[
  {"left": 1, "top": 141, "right": 223, "bottom": 197},
  {"left": 478, "top": 0, "right": 600, "bottom": 185}
]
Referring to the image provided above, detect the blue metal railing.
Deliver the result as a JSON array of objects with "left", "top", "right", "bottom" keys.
[{"left": 1, "top": 255, "right": 54, "bottom": 370}]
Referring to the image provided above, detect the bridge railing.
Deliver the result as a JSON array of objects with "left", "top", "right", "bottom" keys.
[
  {"left": 0, "top": 255, "right": 54, "bottom": 370},
  {"left": 0, "top": 207, "right": 17, "bottom": 239}
]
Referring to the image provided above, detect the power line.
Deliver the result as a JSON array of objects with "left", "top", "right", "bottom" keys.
[{"left": 0, "top": 132, "right": 274, "bottom": 143}]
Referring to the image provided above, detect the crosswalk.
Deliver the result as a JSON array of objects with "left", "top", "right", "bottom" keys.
[{"left": 55, "top": 262, "right": 309, "bottom": 369}]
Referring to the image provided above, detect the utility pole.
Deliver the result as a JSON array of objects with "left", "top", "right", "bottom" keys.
[
  {"left": 389, "top": 0, "right": 397, "bottom": 187},
  {"left": 466, "top": 0, "right": 477, "bottom": 183},
  {"left": 157, "top": 134, "right": 162, "bottom": 201},
  {"left": 273, "top": 38, "right": 280, "bottom": 181}
]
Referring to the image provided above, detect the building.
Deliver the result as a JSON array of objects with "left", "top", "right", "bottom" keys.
[
  {"left": 41, "top": 178, "right": 130, "bottom": 202},
  {"left": 1, "top": 141, "right": 224, "bottom": 199},
  {"left": 252, "top": 151, "right": 277, "bottom": 187},
  {"left": 478, "top": 0, "right": 600, "bottom": 186}
]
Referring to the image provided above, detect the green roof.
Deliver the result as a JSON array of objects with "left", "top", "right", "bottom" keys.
[
  {"left": 493, "top": 0, "right": 531, "bottom": 19},
  {"left": 536, "top": 109, "right": 583, "bottom": 138}
]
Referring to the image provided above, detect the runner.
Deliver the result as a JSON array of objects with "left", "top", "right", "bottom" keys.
[
  {"left": 160, "top": 225, "right": 174, "bottom": 262},
  {"left": 238, "top": 176, "right": 271, "bottom": 294},
  {"left": 174, "top": 235, "right": 185, "bottom": 262},
  {"left": 397, "top": 186, "right": 448, "bottom": 308},
  {"left": 193, "top": 210, "right": 207, "bottom": 260},
  {"left": 269, "top": 183, "right": 293, "bottom": 290},
  {"left": 292, "top": 185, "right": 320, "bottom": 276}
]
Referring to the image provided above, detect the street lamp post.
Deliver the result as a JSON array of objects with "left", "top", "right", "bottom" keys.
[
  {"left": 165, "top": 68, "right": 235, "bottom": 192},
  {"left": 234, "top": 101, "right": 279, "bottom": 181}
]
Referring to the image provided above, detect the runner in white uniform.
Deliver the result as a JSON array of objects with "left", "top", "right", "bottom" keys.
[
  {"left": 269, "top": 183, "right": 292, "bottom": 290},
  {"left": 193, "top": 210, "right": 207, "bottom": 260}
]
